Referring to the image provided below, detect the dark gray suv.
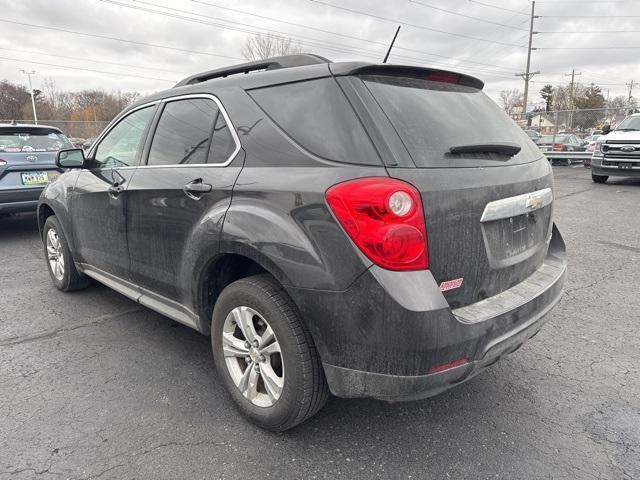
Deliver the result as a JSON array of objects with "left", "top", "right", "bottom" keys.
[{"left": 38, "top": 55, "right": 566, "bottom": 431}]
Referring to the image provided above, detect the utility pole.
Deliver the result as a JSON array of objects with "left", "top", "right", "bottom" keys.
[
  {"left": 564, "top": 68, "right": 581, "bottom": 130},
  {"left": 20, "top": 69, "right": 38, "bottom": 125},
  {"left": 627, "top": 80, "right": 635, "bottom": 108},
  {"left": 516, "top": 1, "right": 539, "bottom": 126}
]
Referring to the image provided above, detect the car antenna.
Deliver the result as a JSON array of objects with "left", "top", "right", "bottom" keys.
[{"left": 382, "top": 26, "right": 401, "bottom": 64}]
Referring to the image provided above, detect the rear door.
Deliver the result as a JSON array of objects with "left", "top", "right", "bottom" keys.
[
  {"left": 72, "top": 105, "right": 156, "bottom": 280},
  {"left": 346, "top": 72, "right": 554, "bottom": 308},
  {"left": 125, "top": 94, "right": 242, "bottom": 308}
]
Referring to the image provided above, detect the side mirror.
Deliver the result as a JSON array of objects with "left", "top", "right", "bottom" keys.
[
  {"left": 56, "top": 148, "right": 85, "bottom": 168},
  {"left": 602, "top": 124, "right": 611, "bottom": 135}
]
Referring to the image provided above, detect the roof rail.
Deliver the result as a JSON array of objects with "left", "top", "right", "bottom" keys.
[{"left": 174, "top": 54, "right": 332, "bottom": 87}]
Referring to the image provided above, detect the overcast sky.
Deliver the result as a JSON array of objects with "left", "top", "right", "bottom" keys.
[{"left": 1, "top": 0, "right": 640, "bottom": 105}]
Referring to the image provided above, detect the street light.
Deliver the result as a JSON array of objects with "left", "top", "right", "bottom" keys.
[{"left": 20, "top": 69, "right": 38, "bottom": 125}]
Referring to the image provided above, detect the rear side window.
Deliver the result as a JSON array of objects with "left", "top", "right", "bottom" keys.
[
  {"left": 148, "top": 98, "right": 216, "bottom": 166},
  {"left": 362, "top": 75, "right": 539, "bottom": 167},
  {"left": 248, "top": 78, "right": 380, "bottom": 165}
]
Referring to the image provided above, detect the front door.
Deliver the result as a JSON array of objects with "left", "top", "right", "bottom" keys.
[
  {"left": 71, "top": 105, "right": 156, "bottom": 280},
  {"left": 125, "top": 95, "right": 242, "bottom": 309}
]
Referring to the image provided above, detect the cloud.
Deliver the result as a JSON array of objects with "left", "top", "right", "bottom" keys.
[{"left": 0, "top": 0, "right": 638, "bottom": 103}]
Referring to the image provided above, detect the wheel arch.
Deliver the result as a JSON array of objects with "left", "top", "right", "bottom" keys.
[{"left": 194, "top": 250, "right": 290, "bottom": 335}]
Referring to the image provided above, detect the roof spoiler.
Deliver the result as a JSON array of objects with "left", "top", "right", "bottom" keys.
[
  {"left": 332, "top": 64, "right": 485, "bottom": 90},
  {"left": 174, "top": 54, "right": 332, "bottom": 87}
]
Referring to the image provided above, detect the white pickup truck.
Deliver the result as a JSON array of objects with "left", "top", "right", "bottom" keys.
[{"left": 591, "top": 113, "right": 640, "bottom": 183}]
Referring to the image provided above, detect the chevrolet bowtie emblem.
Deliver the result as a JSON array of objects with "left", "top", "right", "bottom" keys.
[{"left": 526, "top": 195, "right": 542, "bottom": 210}]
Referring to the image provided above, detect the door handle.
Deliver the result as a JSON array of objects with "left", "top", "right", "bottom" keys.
[
  {"left": 183, "top": 179, "right": 212, "bottom": 199},
  {"left": 108, "top": 184, "right": 125, "bottom": 196}
]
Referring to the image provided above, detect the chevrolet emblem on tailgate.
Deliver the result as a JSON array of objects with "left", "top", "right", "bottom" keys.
[{"left": 525, "top": 194, "right": 542, "bottom": 210}]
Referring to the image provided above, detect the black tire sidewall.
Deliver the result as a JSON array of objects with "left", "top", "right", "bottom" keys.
[{"left": 211, "top": 277, "right": 309, "bottom": 430}]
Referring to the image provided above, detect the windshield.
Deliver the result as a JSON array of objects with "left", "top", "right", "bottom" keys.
[
  {"left": 361, "top": 75, "right": 539, "bottom": 167},
  {"left": 0, "top": 129, "right": 73, "bottom": 153},
  {"left": 615, "top": 116, "right": 640, "bottom": 131}
]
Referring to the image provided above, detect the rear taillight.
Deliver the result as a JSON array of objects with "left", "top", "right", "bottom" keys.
[
  {"left": 325, "top": 177, "right": 428, "bottom": 271},
  {"left": 552, "top": 143, "right": 565, "bottom": 151},
  {"left": 0, "top": 159, "right": 6, "bottom": 166}
]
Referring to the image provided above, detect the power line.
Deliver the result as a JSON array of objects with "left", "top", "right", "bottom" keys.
[
  {"left": 467, "top": 0, "right": 530, "bottom": 16},
  {"left": 0, "top": 17, "right": 243, "bottom": 61},
  {"left": 536, "top": 46, "right": 640, "bottom": 50},
  {"left": 538, "top": 14, "right": 640, "bottom": 18},
  {"left": 191, "top": 0, "right": 519, "bottom": 72},
  {"left": 537, "top": 30, "right": 640, "bottom": 34},
  {"left": 307, "top": 0, "right": 525, "bottom": 47},
  {"left": 107, "top": 0, "right": 521, "bottom": 77},
  {"left": 408, "top": 0, "right": 527, "bottom": 30},
  {"left": 0, "top": 46, "right": 187, "bottom": 75},
  {"left": 0, "top": 55, "right": 177, "bottom": 82}
]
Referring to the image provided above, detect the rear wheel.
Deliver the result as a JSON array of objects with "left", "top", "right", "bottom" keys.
[
  {"left": 211, "top": 274, "right": 329, "bottom": 431},
  {"left": 43, "top": 216, "right": 89, "bottom": 292},
  {"left": 592, "top": 174, "right": 608, "bottom": 183}
]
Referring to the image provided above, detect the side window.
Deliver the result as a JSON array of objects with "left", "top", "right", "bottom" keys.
[
  {"left": 147, "top": 98, "right": 218, "bottom": 166},
  {"left": 93, "top": 106, "right": 155, "bottom": 168},
  {"left": 210, "top": 110, "right": 237, "bottom": 164}
]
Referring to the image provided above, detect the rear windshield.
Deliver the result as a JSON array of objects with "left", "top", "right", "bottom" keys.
[
  {"left": 0, "top": 128, "right": 73, "bottom": 153},
  {"left": 361, "top": 75, "right": 539, "bottom": 167}
]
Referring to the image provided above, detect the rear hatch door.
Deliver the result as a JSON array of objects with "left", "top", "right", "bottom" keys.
[{"left": 344, "top": 70, "right": 554, "bottom": 308}]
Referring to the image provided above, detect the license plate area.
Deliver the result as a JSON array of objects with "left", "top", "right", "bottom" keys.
[
  {"left": 620, "top": 163, "right": 633, "bottom": 170},
  {"left": 21, "top": 171, "right": 52, "bottom": 185}
]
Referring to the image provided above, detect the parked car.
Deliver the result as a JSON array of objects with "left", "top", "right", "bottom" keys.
[
  {"left": 524, "top": 129, "right": 541, "bottom": 141},
  {"left": 583, "top": 134, "right": 603, "bottom": 168},
  {"left": 536, "top": 134, "right": 586, "bottom": 152},
  {"left": 0, "top": 123, "right": 70, "bottom": 214},
  {"left": 591, "top": 114, "right": 640, "bottom": 183},
  {"left": 38, "top": 55, "right": 566, "bottom": 430}
]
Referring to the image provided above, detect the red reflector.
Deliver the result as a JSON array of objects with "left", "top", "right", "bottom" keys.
[
  {"left": 0, "top": 159, "right": 6, "bottom": 166},
  {"left": 429, "top": 358, "right": 469, "bottom": 374},
  {"left": 325, "top": 177, "right": 428, "bottom": 271},
  {"left": 426, "top": 71, "right": 459, "bottom": 84}
]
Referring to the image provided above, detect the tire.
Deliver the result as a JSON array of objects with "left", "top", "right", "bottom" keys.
[
  {"left": 592, "top": 174, "right": 608, "bottom": 184},
  {"left": 211, "top": 274, "right": 329, "bottom": 431},
  {"left": 43, "top": 215, "right": 90, "bottom": 292}
]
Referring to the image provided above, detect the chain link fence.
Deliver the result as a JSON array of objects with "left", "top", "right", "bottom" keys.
[
  {"left": 0, "top": 120, "right": 110, "bottom": 142},
  {"left": 513, "top": 107, "right": 637, "bottom": 137}
]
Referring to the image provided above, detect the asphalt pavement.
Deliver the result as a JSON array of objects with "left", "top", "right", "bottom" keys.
[{"left": 1, "top": 166, "right": 639, "bottom": 479}]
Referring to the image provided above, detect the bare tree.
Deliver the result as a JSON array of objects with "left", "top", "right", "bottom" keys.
[
  {"left": 241, "top": 33, "right": 304, "bottom": 61},
  {"left": 499, "top": 89, "right": 523, "bottom": 116}
]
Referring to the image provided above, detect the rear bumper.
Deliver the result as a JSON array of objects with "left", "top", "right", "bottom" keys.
[
  {"left": 0, "top": 187, "right": 44, "bottom": 213},
  {"left": 287, "top": 225, "right": 566, "bottom": 402}
]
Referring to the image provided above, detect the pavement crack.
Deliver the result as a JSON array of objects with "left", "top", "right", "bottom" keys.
[{"left": 0, "top": 307, "right": 144, "bottom": 347}]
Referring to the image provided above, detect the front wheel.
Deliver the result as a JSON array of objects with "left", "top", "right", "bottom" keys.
[
  {"left": 592, "top": 174, "right": 608, "bottom": 183},
  {"left": 43, "top": 216, "right": 89, "bottom": 292},
  {"left": 211, "top": 274, "right": 329, "bottom": 431}
]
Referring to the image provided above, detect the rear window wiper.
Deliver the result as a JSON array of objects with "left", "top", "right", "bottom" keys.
[{"left": 449, "top": 142, "right": 521, "bottom": 157}]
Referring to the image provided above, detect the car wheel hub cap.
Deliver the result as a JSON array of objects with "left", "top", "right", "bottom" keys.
[
  {"left": 46, "top": 228, "right": 65, "bottom": 281},
  {"left": 222, "top": 306, "right": 284, "bottom": 408}
]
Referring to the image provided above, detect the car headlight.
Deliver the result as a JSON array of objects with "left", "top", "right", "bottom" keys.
[{"left": 594, "top": 141, "right": 605, "bottom": 155}]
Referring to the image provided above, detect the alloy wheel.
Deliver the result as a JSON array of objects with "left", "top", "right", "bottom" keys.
[
  {"left": 46, "top": 228, "right": 65, "bottom": 281},
  {"left": 222, "top": 306, "right": 284, "bottom": 407}
]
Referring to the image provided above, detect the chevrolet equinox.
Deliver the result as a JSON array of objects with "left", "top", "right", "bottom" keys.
[{"left": 38, "top": 55, "right": 567, "bottom": 431}]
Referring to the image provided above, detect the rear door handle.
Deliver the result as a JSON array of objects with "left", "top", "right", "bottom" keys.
[
  {"left": 108, "top": 185, "right": 125, "bottom": 196},
  {"left": 183, "top": 179, "right": 212, "bottom": 199}
]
